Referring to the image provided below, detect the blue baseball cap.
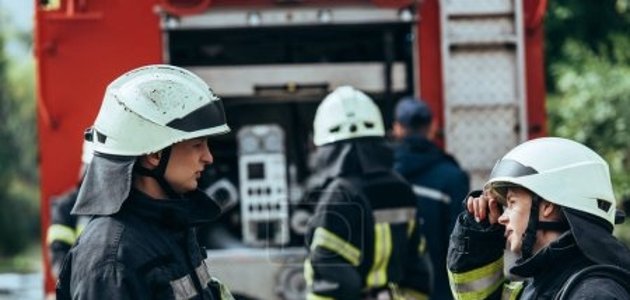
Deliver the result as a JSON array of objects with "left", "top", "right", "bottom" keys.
[{"left": 394, "top": 96, "right": 432, "bottom": 128}]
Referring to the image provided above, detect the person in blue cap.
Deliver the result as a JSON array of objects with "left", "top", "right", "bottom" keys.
[{"left": 392, "top": 96, "right": 469, "bottom": 300}]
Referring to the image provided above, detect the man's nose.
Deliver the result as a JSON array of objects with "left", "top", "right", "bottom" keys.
[
  {"left": 498, "top": 211, "right": 509, "bottom": 225},
  {"left": 202, "top": 145, "right": 214, "bottom": 164}
]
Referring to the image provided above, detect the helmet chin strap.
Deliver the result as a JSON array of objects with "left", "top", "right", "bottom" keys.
[
  {"left": 520, "top": 194, "right": 570, "bottom": 259},
  {"left": 134, "top": 147, "right": 181, "bottom": 199},
  {"left": 520, "top": 194, "right": 539, "bottom": 259}
]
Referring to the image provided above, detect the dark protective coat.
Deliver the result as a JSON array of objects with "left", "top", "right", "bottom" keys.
[
  {"left": 48, "top": 187, "right": 81, "bottom": 277},
  {"left": 56, "top": 189, "right": 231, "bottom": 300},
  {"left": 447, "top": 192, "right": 630, "bottom": 300},
  {"left": 305, "top": 138, "right": 433, "bottom": 299},
  {"left": 394, "top": 135, "right": 469, "bottom": 300}
]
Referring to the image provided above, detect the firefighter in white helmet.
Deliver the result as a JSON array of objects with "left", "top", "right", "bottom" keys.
[
  {"left": 46, "top": 140, "right": 94, "bottom": 279},
  {"left": 447, "top": 137, "right": 630, "bottom": 299},
  {"left": 56, "top": 65, "right": 234, "bottom": 300},
  {"left": 304, "top": 86, "right": 432, "bottom": 300}
]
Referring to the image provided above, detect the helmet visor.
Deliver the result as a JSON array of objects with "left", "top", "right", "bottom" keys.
[
  {"left": 166, "top": 99, "right": 227, "bottom": 132},
  {"left": 489, "top": 159, "right": 538, "bottom": 179}
]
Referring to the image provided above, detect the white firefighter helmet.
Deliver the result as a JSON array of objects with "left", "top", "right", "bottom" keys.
[
  {"left": 89, "top": 64, "right": 230, "bottom": 156},
  {"left": 81, "top": 140, "right": 94, "bottom": 165},
  {"left": 486, "top": 137, "right": 616, "bottom": 227},
  {"left": 313, "top": 86, "right": 385, "bottom": 146}
]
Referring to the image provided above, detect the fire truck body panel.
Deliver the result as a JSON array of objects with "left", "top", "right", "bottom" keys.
[{"left": 35, "top": 0, "right": 547, "bottom": 296}]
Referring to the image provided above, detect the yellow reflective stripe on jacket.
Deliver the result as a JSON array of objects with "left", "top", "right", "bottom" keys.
[
  {"left": 304, "top": 259, "right": 314, "bottom": 286},
  {"left": 46, "top": 224, "right": 77, "bottom": 245},
  {"left": 310, "top": 227, "right": 361, "bottom": 266},
  {"left": 366, "top": 223, "right": 392, "bottom": 288},
  {"left": 418, "top": 236, "right": 426, "bottom": 254},
  {"left": 304, "top": 259, "right": 337, "bottom": 300},
  {"left": 448, "top": 257, "right": 504, "bottom": 300},
  {"left": 501, "top": 281, "right": 524, "bottom": 300},
  {"left": 407, "top": 219, "right": 416, "bottom": 237},
  {"left": 306, "top": 293, "right": 335, "bottom": 300},
  {"left": 216, "top": 278, "right": 235, "bottom": 300},
  {"left": 400, "top": 287, "right": 429, "bottom": 300}
]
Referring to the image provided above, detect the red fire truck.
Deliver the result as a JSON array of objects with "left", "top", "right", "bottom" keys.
[{"left": 35, "top": 0, "right": 547, "bottom": 298}]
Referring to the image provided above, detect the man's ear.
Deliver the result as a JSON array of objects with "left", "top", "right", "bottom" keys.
[
  {"left": 140, "top": 152, "right": 161, "bottom": 169},
  {"left": 392, "top": 122, "right": 406, "bottom": 139},
  {"left": 540, "top": 200, "right": 559, "bottom": 220}
]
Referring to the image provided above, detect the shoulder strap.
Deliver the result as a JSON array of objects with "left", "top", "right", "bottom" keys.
[{"left": 554, "top": 264, "right": 630, "bottom": 300}]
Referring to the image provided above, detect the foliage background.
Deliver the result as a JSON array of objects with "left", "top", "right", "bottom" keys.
[
  {"left": 0, "top": 0, "right": 629, "bottom": 269},
  {"left": 0, "top": 6, "right": 40, "bottom": 271}
]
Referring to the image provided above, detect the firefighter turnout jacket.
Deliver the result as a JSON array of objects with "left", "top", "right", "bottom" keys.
[
  {"left": 447, "top": 192, "right": 630, "bottom": 300},
  {"left": 46, "top": 187, "right": 90, "bottom": 277},
  {"left": 56, "top": 188, "right": 233, "bottom": 300},
  {"left": 305, "top": 139, "right": 432, "bottom": 300},
  {"left": 394, "top": 135, "right": 469, "bottom": 300}
]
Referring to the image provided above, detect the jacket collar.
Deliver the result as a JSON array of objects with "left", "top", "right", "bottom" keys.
[
  {"left": 306, "top": 137, "right": 393, "bottom": 190},
  {"left": 394, "top": 135, "right": 450, "bottom": 176},
  {"left": 509, "top": 231, "right": 581, "bottom": 278},
  {"left": 120, "top": 188, "right": 222, "bottom": 229}
]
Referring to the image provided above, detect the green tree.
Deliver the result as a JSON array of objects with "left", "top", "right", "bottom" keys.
[
  {"left": 545, "top": 0, "right": 630, "bottom": 92},
  {"left": 0, "top": 7, "right": 39, "bottom": 259},
  {"left": 548, "top": 39, "right": 630, "bottom": 194}
]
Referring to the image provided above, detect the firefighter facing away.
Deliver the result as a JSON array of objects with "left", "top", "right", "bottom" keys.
[
  {"left": 46, "top": 140, "right": 93, "bottom": 279},
  {"left": 56, "top": 65, "right": 234, "bottom": 300},
  {"left": 392, "top": 96, "right": 469, "bottom": 300},
  {"left": 304, "top": 86, "right": 433, "bottom": 300},
  {"left": 447, "top": 137, "right": 630, "bottom": 299}
]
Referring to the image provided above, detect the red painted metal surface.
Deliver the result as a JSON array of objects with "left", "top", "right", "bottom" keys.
[
  {"left": 35, "top": 0, "right": 163, "bottom": 293},
  {"left": 159, "top": 0, "right": 212, "bottom": 15},
  {"left": 417, "top": 0, "right": 445, "bottom": 147},
  {"left": 523, "top": 0, "right": 548, "bottom": 138},
  {"left": 207, "top": 0, "right": 412, "bottom": 9}
]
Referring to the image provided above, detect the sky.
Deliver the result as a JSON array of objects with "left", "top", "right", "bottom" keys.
[
  {"left": 0, "top": 0, "right": 34, "bottom": 31},
  {"left": 1, "top": 0, "right": 34, "bottom": 58}
]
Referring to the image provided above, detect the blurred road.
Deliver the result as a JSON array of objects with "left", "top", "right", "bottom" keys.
[{"left": 0, "top": 272, "right": 42, "bottom": 300}]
